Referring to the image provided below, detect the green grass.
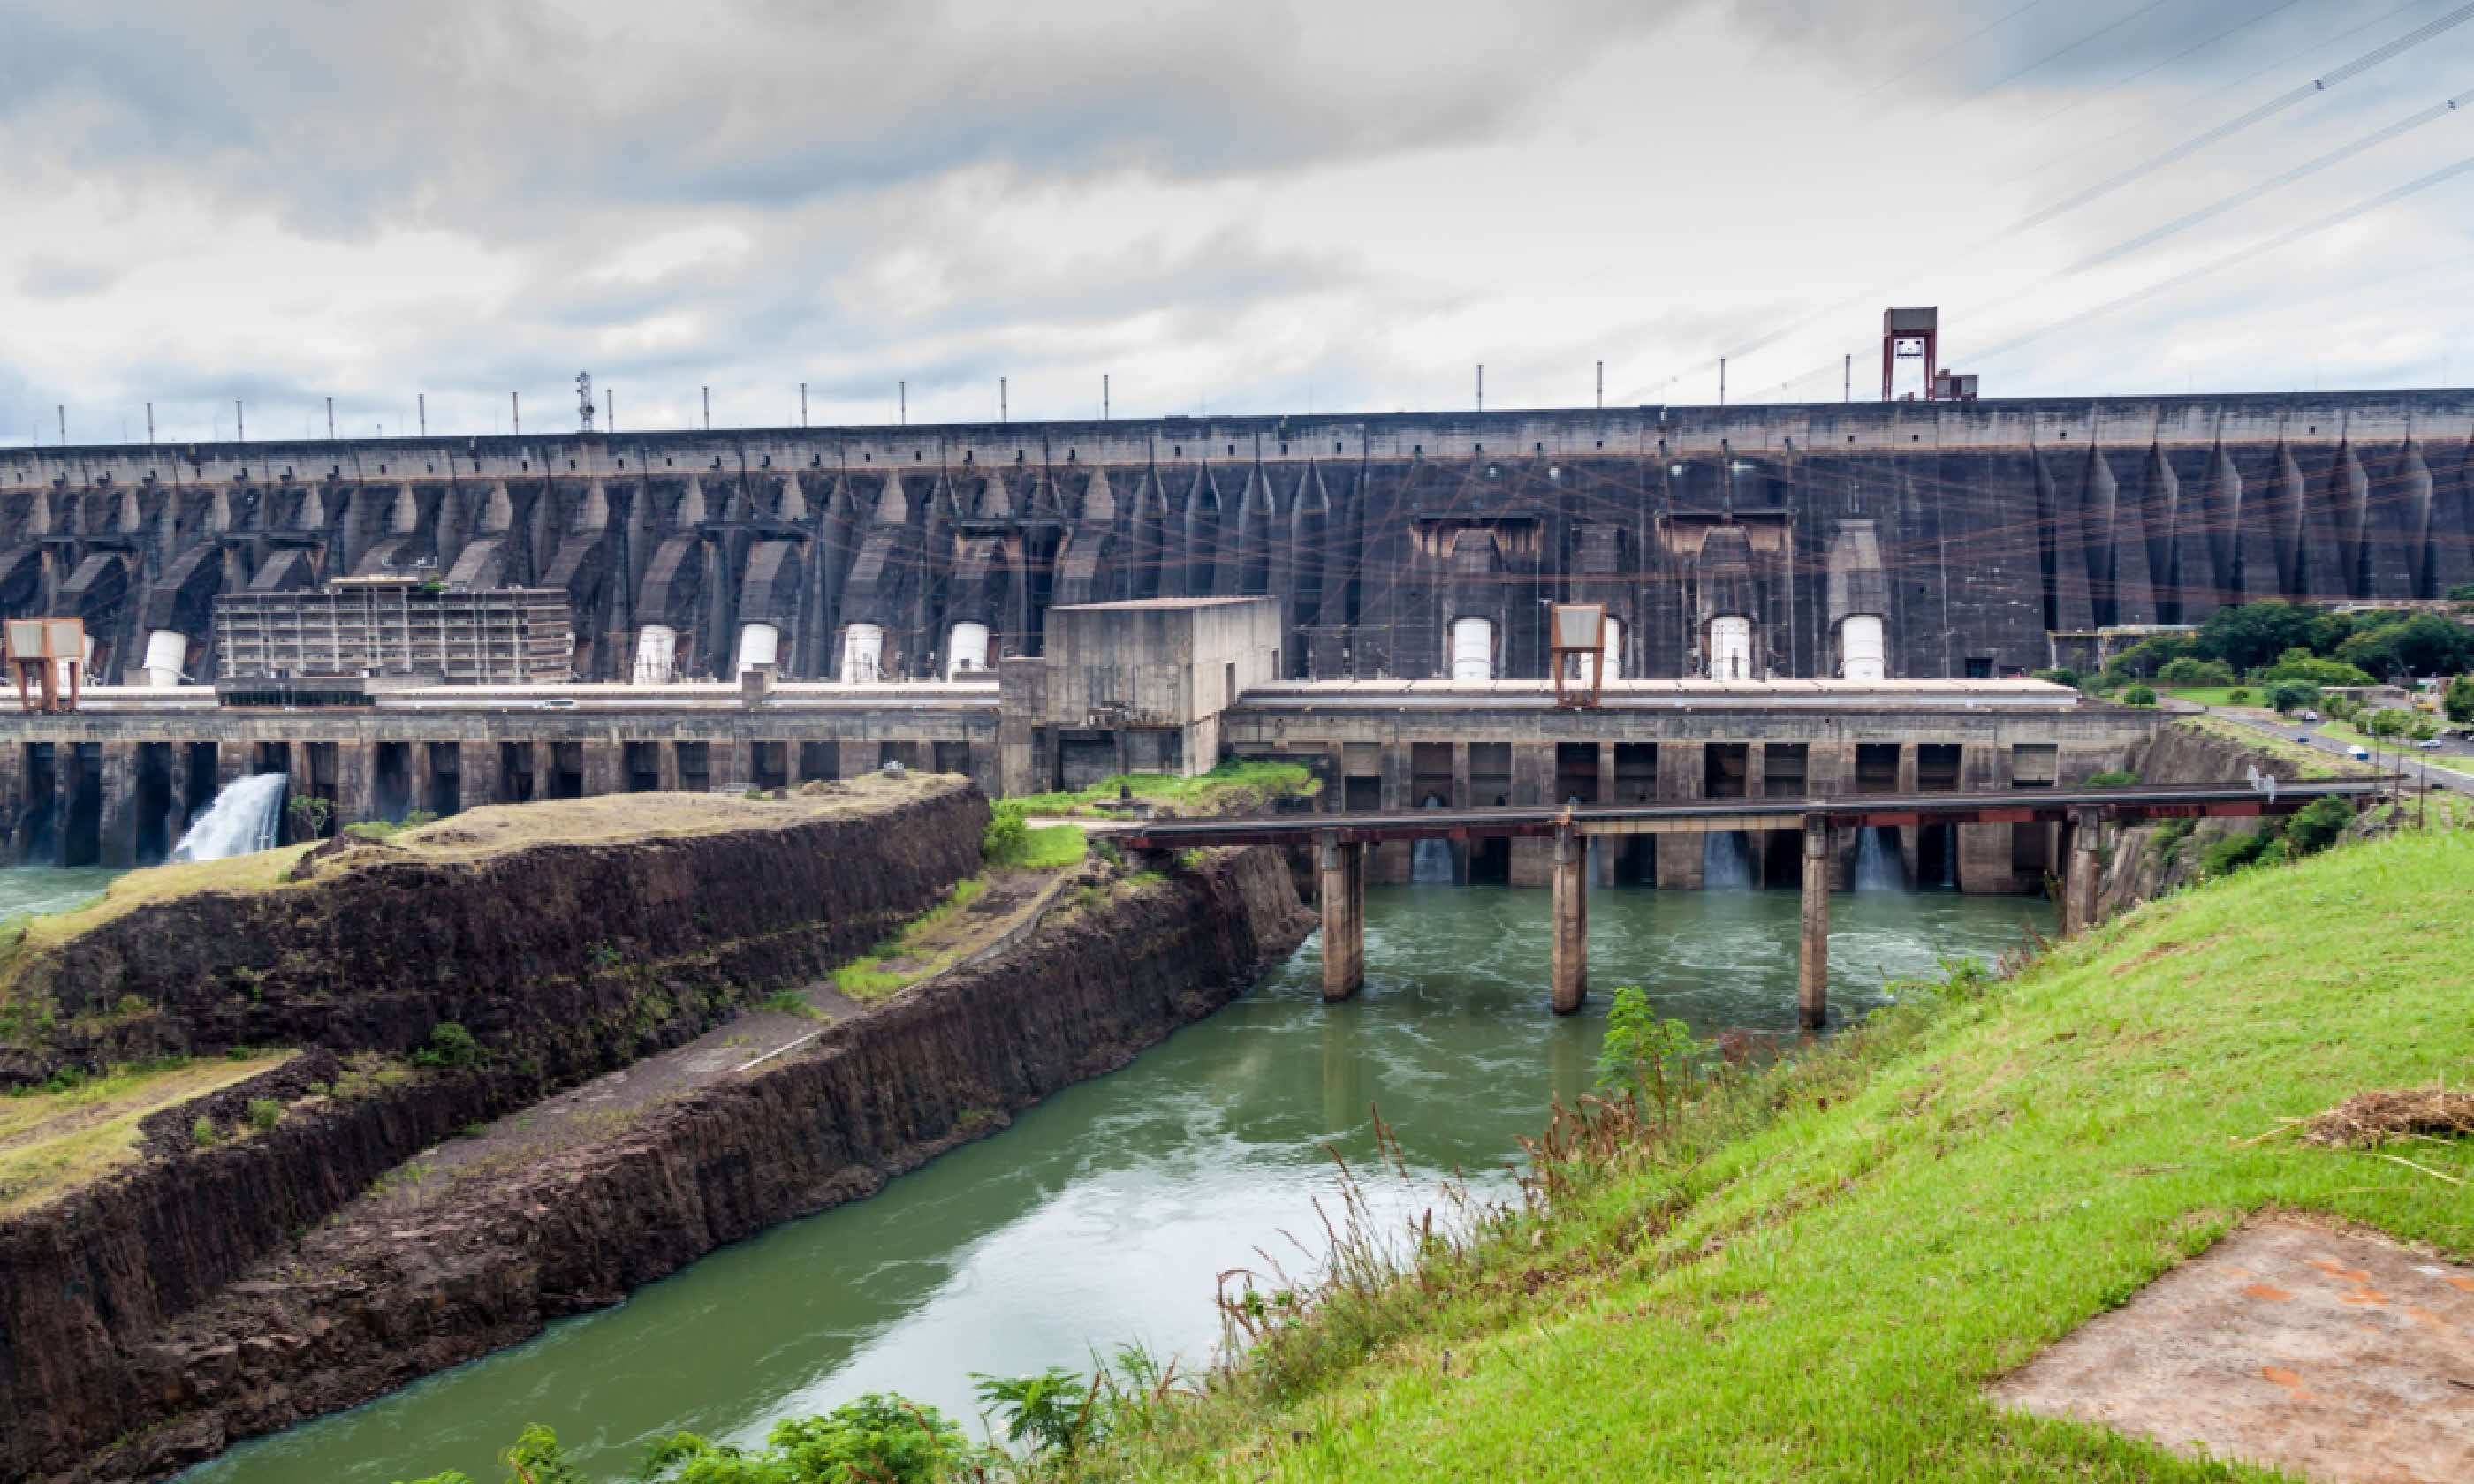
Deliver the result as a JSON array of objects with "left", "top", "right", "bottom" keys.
[
  {"left": 1011, "top": 823, "right": 1089, "bottom": 870},
  {"left": 1079, "top": 828, "right": 2474, "bottom": 1483},
  {"left": 0, "top": 1051, "right": 293, "bottom": 1215},
  {"left": 2157, "top": 685, "right": 2252, "bottom": 708},
  {"left": 1011, "top": 760, "right": 1318, "bottom": 818}
]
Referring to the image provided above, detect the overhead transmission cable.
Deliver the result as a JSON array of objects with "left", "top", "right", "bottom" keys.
[
  {"left": 2013, "top": 0, "right": 2474, "bottom": 231},
  {"left": 2069, "top": 81, "right": 2474, "bottom": 270},
  {"left": 1682, "top": 0, "right": 2474, "bottom": 403},
  {"left": 2017, "top": 0, "right": 2312, "bottom": 133},
  {"left": 2022, "top": 0, "right": 2429, "bottom": 179},
  {"left": 1973, "top": 149, "right": 2474, "bottom": 366}
]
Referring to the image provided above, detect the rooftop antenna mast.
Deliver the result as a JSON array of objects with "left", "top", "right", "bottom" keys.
[{"left": 577, "top": 372, "right": 596, "bottom": 432}]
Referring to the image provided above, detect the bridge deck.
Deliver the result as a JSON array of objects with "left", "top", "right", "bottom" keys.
[{"left": 1116, "top": 779, "right": 2385, "bottom": 849}]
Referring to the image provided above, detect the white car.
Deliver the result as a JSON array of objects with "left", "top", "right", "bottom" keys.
[
  {"left": 2349, "top": 745, "right": 2372, "bottom": 761},
  {"left": 2414, "top": 738, "right": 2445, "bottom": 750}
]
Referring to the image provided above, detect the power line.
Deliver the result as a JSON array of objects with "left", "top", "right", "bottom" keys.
[
  {"left": 2013, "top": 0, "right": 2474, "bottom": 233},
  {"left": 2069, "top": 82, "right": 2474, "bottom": 272},
  {"left": 1976, "top": 150, "right": 2474, "bottom": 366}
]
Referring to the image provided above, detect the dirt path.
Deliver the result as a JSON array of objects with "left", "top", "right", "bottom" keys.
[{"left": 363, "top": 865, "right": 1078, "bottom": 1213}]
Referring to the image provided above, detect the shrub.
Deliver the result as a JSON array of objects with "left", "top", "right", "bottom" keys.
[
  {"left": 2121, "top": 684, "right": 2156, "bottom": 707},
  {"left": 2267, "top": 680, "right": 2319, "bottom": 715},
  {"left": 246, "top": 1096, "right": 283, "bottom": 1132},
  {"left": 2083, "top": 769, "right": 2137, "bottom": 787},
  {"left": 2226, "top": 687, "right": 2250, "bottom": 705},
  {"left": 638, "top": 1396, "right": 979, "bottom": 1483},
  {"left": 982, "top": 800, "right": 1028, "bottom": 864},
  {"left": 2148, "top": 816, "right": 2197, "bottom": 864},
  {"left": 2283, "top": 795, "right": 2354, "bottom": 856},
  {"left": 2199, "top": 826, "right": 2276, "bottom": 878},
  {"left": 2030, "top": 667, "right": 2081, "bottom": 688},
  {"left": 1595, "top": 986, "right": 1705, "bottom": 1134},
  {"left": 2446, "top": 674, "right": 2474, "bottom": 724},
  {"left": 2367, "top": 708, "right": 2412, "bottom": 738},
  {"left": 2156, "top": 655, "right": 2235, "bottom": 685},
  {"left": 190, "top": 1116, "right": 217, "bottom": 1147},
  {"left": 411, "top": 1021, "right": 480, "bottom": 1069}
]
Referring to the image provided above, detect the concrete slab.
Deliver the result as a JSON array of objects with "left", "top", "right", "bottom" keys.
[{"left": 1994, "top": 1219, "right": 2474, "bottom": 1483}]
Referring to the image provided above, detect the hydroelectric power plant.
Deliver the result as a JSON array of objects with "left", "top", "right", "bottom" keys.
[{"left": 0, "top": 379, "right": 2424, "bottom": 1484}]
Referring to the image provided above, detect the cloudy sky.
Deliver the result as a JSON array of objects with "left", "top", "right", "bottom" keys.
[{"left": 5, "top": 0, "right": 2474, "bottom": 446}]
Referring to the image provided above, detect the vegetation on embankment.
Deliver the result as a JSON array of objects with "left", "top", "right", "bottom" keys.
[
  {"left": 1021, "top": 826, "right": 2474, "bottom": 1481},
  {"left": 1011, "top": 760, "right": 1317, "bottom": 818},
  {"left": 0, "top": 1049, "right": 292, "bottom": 1217},
  {"left": 0, "top": 774, "right": 983, "bottom": 1079}
]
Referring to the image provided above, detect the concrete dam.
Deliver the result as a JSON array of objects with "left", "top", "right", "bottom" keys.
[{"left": 4, "top": 390, "right": 2471, "bottom": 693}]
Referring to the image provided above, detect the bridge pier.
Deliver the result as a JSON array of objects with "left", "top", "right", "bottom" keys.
[
  {"left": 1317, "top": 832, "right": 1364, "bottom": 1001},
  {"left": 2064, "top": 806, "right": 2102, "bottom": 936},
  {"left": 1551, "top": 825, "right": 1587, "bottom": 1014},
  {"left": 1798, "top": 814, "right": 1829, "bottom": 1030}
]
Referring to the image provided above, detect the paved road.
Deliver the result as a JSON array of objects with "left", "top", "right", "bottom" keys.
[{"left": 2174, "top": 701, "right": 2474, "bottom": 798}]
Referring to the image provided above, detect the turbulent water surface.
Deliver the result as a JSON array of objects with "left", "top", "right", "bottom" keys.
[
  {"left": 182, "top": 881, "right": 2050, "bottom": 1483},
  {"left": 0, "top": 866, "right": 122, "bottom": 920}
]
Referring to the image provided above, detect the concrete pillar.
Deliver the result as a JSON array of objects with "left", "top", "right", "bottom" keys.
[
  {"left": 464, "top": 742, "right": 503, "bottom": 807},
  {"left": 1372, "top": 744, "right": 1413, "bottom": 884},
  {"left": 1509, "top": 741, "right": 1555, "bottom": 885},
  {"left": 1317, "top": 833, "right": 1364, "bottom": 1001},
  {"left": 1799, "top": 814, "right": 1830, "bottom": 1031},
  {"left": 2064, "top": 806, "right": 2102, "bottom": 936},
  {"left": 1591, "top": 743, "right": 1616, "bottom": 886},
  {"left": 657, "top": 740, "right": 683, "bottom": 791},
  {"left": 335, "top": 742, "right": 376, "bottom": 828},
  {"left": 1654, "top": 743, "right": 1703, "bottom": 889},
  {"left": 530, "top": 739, "right": 557, "bottom": 800},
  {"left": 1551, "top": 826, "right": 1588, "bottom": 1015},
  {"left": 95, "top": 740, "right": 137, "bottom": 868},
  {"left": 1955, "top": 742, "right": 2013, "bottom": 894},
  {"left": 164, "top": 745, "right": 192, "bottom": 842},
  {"left": 1451, "top": 741, "right": 1474, "bottom": 883},
  {"left": 581, "top": 740, "right": 624, "bottom": 797},
  {"left": 997, "top": 655, "right": 1045, "bottom": 798}
]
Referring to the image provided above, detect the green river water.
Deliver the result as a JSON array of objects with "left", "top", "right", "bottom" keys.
[{"left": 161, "top": 878, "right": 2050, "bottom": 1483}]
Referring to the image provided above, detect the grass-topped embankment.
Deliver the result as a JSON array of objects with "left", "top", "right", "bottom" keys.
[
  {"left": 1052, "top": 828, "right": 2474, "bottom": 1482},
  {"left": 0, "top": 1050, "right": 291, "bottom": 1216},
  {"left": 1011, "top": 760, "right": 1317, "bottom": 818},
  {"left": 831, "top": 807, "right": 1089, "bottom": 1000}
]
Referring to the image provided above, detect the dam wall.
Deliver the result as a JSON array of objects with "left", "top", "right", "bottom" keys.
[
  {"left": 4, "top": 390, "right": 2470, "bottom": 699},
  {"left": 0, "top": 846, "right": 1309, "bottom": 1484}
]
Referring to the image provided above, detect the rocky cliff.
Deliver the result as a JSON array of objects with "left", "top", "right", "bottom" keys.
[
  {"left": 1, "top": 778, "right": 984, "bottom": 1085},
  {"left": 2095, "top": 718, "right": 2375, "bottom": 917},
  {"left": 4, "top": 845, "right": 1309, "bottom": 1483},
  {"left": 0, "top": 779, "right": 990, "bottom": 1483}
]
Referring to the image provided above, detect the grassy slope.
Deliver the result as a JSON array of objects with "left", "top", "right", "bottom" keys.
[
  {"left": 0, "top": 1051, "right": 292, "bottom": 1216},
  {"left": 1166, "top": 829, "right": 2474, "bottom": 1483},
  {"left": 1013, "top": 761, "right": 1317, "bottom": 818}
]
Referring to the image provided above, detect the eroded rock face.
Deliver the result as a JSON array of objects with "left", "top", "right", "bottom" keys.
[
  {"left": 4, "top": 782, "right": 987, "bottom": 1085},
  {"left": 4, "top": 846, "right": 1310, "bottom": 1484},
  {"left": 0, "top": 783, "right": 990, "bottom": 1484},
  {"left": 2095, "top": 724, "right": 2333, "bottom": 918}
]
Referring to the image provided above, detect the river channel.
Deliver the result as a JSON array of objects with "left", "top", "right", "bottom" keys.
[{"left": 181, "top": 880, "right": 2050, "bottom": 1483}]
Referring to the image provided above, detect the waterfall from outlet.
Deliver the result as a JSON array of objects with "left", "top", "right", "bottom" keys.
[
  {"left": 1854, "top": 826, "right": 1907, "bottom": 892},
  {"left": 1411, "top": 794, "right": 1454, "bottom": 883},
  {"left": 1701, "top": 830, "right": 1753, "bottom": 889},
  {"left": 170, "top": 773, "right": 289, "bottom": 862},
  {"left": 1941, "top": 826, "right": 1957, "bottom": 890}
]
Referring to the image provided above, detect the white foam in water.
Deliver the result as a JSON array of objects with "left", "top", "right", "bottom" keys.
[
  {"left": 170, "top": 773, "right": 289, "bottom": 862},
  {"left": 1854, "top": 825, "right": 1908, "bottom": 892},
  {"left": 1411, "top": 794, "right": 1454, "bottom": 882},
  {"left": 1701, "top": 830, "right": 1754, "bottom": 889}
]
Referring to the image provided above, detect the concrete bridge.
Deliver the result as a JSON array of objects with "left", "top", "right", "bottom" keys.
[{"left": 1117, "top": 779, "right": 2382, "bottom": 1026}]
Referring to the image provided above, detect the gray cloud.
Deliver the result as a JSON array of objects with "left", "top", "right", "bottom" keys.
[{"left": 0, "top": 0, "right": 1681, "bottom": 234}]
